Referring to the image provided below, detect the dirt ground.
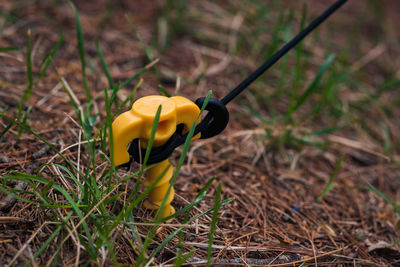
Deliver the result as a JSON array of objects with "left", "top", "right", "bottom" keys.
[{"left": 1, "top": 0, "right": 400, "bottom": 266}]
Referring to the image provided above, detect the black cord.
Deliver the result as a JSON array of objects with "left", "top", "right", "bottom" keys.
[
  {"left": 221, "top": 0, "right": 348, "bottom": 105},
  {"left": 126, "top": 0, "right": 348, "bottom": 166}
]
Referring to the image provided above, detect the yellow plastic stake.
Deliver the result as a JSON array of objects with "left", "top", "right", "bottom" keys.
[{"left": 112, "top": 95, "right": 201, "bottom": 217}]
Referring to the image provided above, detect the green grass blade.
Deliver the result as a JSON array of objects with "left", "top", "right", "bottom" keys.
[
  {"left": 291, "top": 136, "right": 326, "bottom": 148},
  {"left": 162, "top": 176, "right": 216, "bottom": 222},
  {"left": 264, "top": 10, "right": 286, "bottom": 60},
  {"left": 276, "top": 26, "right": 291, "bottom": 106},
  {"left": 103, "top": 115, "right": 167, "bottom": 240},
  {"left": 148, "top": 227, "right": 182, "bottom": 260},
  {"left": 17, "top": 30, "right": 33, "bottom": 127},
  {"left": 0, "top": 11, "right": 18, "bottom": 21},
  {"left": 17, "top": 105, "right": 32, "bottom": 136},
  {"left": 53, "top": 164, "right": 85, "bottom": 192},
  {"left": 96, "top": 39, "right": 114, "bottom": 89},
  {"left": 104, "top": 86, "right": 116, "bottom": 194},
  {"left": 128, "top": 104, "right": 162, "bottom": 208},
  {"left": 288, "top": 4, "right": 307, "bottom": 119},
  {"left": 26, "top": 30, "right": 33, "bottom": 99},
  {"left": 131, "top": 176, "right": 218, "bottom": 260},
  {"left": 41, "top": 178, "right": 54, "bottom": 199},
  {"left": 22, "top": 106, "right": 32, "bottom": 124},
  {"left": 1, "top": 173, "right": 85, "bottom": 209},
  {"left": 119, "top": 59, "right": 158, "bottom": 91},
  {"left": 189, "top": 198, "right": 233, "bottom": 225},
  {"left": 110, "top": 59, "right": 157, "bottom": 110},
  {"left": 360, "top": 174, "right": 398, "bottom": 213},
  {"left": 46, "top": 183, "right": 96, "bottom": 258},
  {"left": 316, "top": 154, "right": 344, "bottom": 202},
  {"left": 0, "top": 113, "right": 83, "bottom": 176},
  {"left": 116, "top": 79, "right": 142, "bottom": 113},
  {"left": 137, "top": 91, "right": 212, "bottom": 265},
  {"left": 207, "top": 182, "right": 221, "bottom": 266},
  {"left": 303, "top": 126, "right": 343, "bottom": 137},
  {"left": 0, "top": 121, "right": 14, "bottom": 140},
  {"left": 30, "top": 212, "right": 73, "bottom": 264},
  {"left": 142, "top": 105, "right": 162, "bottom": 167},
  {"left": 140, "top": 197, "right": 233, "bottom": 266},
  {"left": 102, "top": 164, "right": 169, "bottom": 250},
  {"left": 0, "top": 107, "right": 8, "bottom": 116},
  {"left": 125, "top": 14, "right": 154, "bottom": 60},
  {"left": 0, "top": 46, "right": 18, "bottom": 52},
  {"left": 159, "top": 177, "right": 210, "bottom": 263},
  {"left": 51, "top": 64, "right": 82, "bottom": 123},
  {"left": 67, "top": 0, "right": 91, "bottom": 101},
  {"left": 380, "top": 122, "right": 391, "bottom": 153},
  {"left": 39, "top": 33, "right": 64, "bottom": 80},
  {"left": 154, "top": 91, "right": 212, "bottom": 221},
  {"left": 126, "top": 214, "right": 143, "bottom": 250},
  {"left": 294, "top": 3, "right": 307, "bottom": 87},
  {"left": 291, "top": 54, "right": 336, "bottom": 113},
  {"left": 118, "top": 104, "right": 163, "bottom": 222},
  {"left": 128, "top": 165, "right": 168, "bottom": 212},
  {"left": 0, "top": 177, "right": 44, "bottom": 207},
  {"left": 158, "top": 84, "right": 171, "bottom": 97},
  {"left": 175, "top": 248, "right": 196, "bottom": 267}
]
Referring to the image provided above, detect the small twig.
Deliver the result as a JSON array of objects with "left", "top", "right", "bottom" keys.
[
  {"left": 0, "top": 144, "right": 50, "bottom": 211},
  {"left": 46, "top": 185, "right": 120, "bottom": 266},
  {"left": 0, "top": 179, "right": 28, "bottom": 212},
  {"left": 40, "top": 138, "right": 97, "bottom": 172},
  {"left": 350, "top": 44, "right": 386, "bottom": 72},
  {"left": 32, "top": 145, "right": 51, "bottom": 159},
  {"left": 127, "top": 221, "right": 209, "bottom": 229},
  {"left": 76, "top": 129, "right": 82, "bottom": 198},
  {"left": 327, "top": 134, "right": 390, "bottom": 161},
  {"left": 7, "top": 221, "right": 60, "bottom": 266},
  {"left": 0, "top": 216, "right": 27, "bottom": 223},
  {"left": 184, "top": 247, "right": 346, "bottom": 266}
]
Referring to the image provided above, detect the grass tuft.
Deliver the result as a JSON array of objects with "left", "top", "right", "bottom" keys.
[
  {"left": 207, "top": 182, "right": 222, "bottom": 266},
  {"left": 17, "top": 29, "right": 33, "bottom": 135},
  {"left": 316, "top": 154, "right": 345, "bottom": 202},
  {"left": 67, "top": 0, "right": 91, "bottom": 101},
  {"left": 96, "top": 39, "right": 115, "bottom": 90}
]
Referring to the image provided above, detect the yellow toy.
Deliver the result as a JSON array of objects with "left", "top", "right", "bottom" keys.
[{"left": 112, "top": 95, "right": 201, "bottom": 217}]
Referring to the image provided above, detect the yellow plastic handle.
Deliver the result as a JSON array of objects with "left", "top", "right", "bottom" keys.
[{"left": 112, "top": 95, "right": 201, "bottom": 166}]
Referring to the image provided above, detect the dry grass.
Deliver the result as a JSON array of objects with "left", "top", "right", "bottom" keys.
[{"left": 1, "top": 0, "right": 400, "bottom": 265}]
